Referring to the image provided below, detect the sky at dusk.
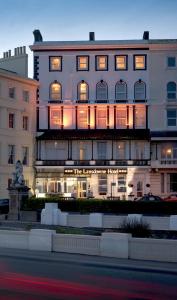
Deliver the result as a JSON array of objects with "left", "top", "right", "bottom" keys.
[{"left": 0, "top": 0, "right": 177, "bottom": 77}]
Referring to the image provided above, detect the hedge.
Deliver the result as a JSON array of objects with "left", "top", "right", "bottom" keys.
[{"left": 23, "top": 197, "right": 177, "bottom": 215}]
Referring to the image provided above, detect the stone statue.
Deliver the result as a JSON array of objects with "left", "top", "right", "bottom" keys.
[{"left": 12, "top": 160, "right": 25, "bottom": 187}]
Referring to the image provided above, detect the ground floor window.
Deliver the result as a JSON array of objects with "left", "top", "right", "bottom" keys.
[
  {"left": 98, "top": 175, "right": 107, "bottom": 195},
  {"left": 168, "top": 173, "right": 177, "bottom": 193},
  {"left": 118, "top": 175, "right": 126, "bottom": 192}
]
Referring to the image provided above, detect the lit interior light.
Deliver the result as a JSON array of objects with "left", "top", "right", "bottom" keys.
[{"left": 167, "top": 148, "right": 172, "bottom": 154}]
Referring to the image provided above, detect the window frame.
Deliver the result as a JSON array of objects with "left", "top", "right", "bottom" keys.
[
  {"left": 23, "top": 116, "right": 29, "bottom": 131},
  {"left": 115, "top": 80, "right": 127, "bottom": 101},
  {"left": 9, "top": 113, "right": 15, "bottom": 129},
  {"left": 23, "top": 90, "right": 29, "bottom": 102},
  {"left": 96, "top": 81, "right": 108, "bottom": 102},
  {"left": 22, "top": 146, "right": 29, "bottom": 166},
  {"left": 167, "top": 56, "right": 176, "bottom": 68},
  {"left": 8, "top": 145, "right": 15, "bottom": 165},
  {"left": 9, "top": 87, "right": 15, "bottom": 99},
  {"left": 167, "top": 109, "right": 177, "bottom": 127},
  {"left": 133, "top": 54, "right": 147, "bottom": 70},
  {"left": 76, "top": 56, "right": 89, "bottom": 71},
  {"left": 134, "top": 80, "right": 146, "bottom": 100},
  {"left": 49, "top": 81, "right": 62, "bottom": 102},
  {"left": 167, "top": 81, "right": 176, "bottom": 100},
  {"left": 77, "top": 81, "right": 89, "bottom": 102},
  {"left": 115, "top": 55, "right": 128, "bottom": 71},
  {"left": 95, "top": 55, "right": 108, "bottom": 71},
  {"left": 49, "top": 56, "right": 62, "bottom": 72}
]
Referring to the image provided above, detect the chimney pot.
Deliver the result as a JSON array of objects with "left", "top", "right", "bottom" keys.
[
  {"left": 143, "top": 31, "right": 149, "bottom": 40},
  {"left": 89, "top": 32, "right": 95, "bottom": 41}
]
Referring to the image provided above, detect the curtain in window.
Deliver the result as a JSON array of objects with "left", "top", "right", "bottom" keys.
[
  {"left": 134, "top": 81, "right": 146, "bottom": 100},
  {"left": 78, "top": 81, "right": 88, "bottom": 101},
  {"left": 50, "top": 82, "right": 62, "bottom": 100},
  {"left": 115, "top": 81, "right": 127, "bottom": 100},
  {"left": 96, "top": 81, "right": 108, "bottom": 101}
]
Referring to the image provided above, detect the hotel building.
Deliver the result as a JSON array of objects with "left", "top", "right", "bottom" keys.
[{"left": 30, "top": 31, "right": 177, "bottom": 199}]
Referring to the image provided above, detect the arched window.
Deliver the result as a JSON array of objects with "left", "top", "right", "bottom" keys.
[
  {"left": 50, "top": 81, "right": 62, "bottom": 101},
  {"left": 134, "top": 80, "right": 146, "bottom": 100},
  {"left": 115, "top": 80, "right": 127, "bottom": 101},
  {"left": 167, "top": 82, "right": 176, "bottom": 100},
  {"left": 96, "top": 81, "right": 108, "bottom": 102},
  {"left": 78, "top": 81, "right": 88, "bottom": 101}
]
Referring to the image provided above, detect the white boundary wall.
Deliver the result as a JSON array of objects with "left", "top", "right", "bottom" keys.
[{"left": 1, "top": 229, "right": 177, "bottom": 262}]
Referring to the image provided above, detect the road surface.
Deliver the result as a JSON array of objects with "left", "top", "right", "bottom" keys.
[{"left": 0, "top": 248, "right": 177, "bottom": 299}]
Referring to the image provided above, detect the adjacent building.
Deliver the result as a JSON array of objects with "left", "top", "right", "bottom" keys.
[
  {"left": 30, "top": 30, "right": 177, "bottom": 199},
  {"left": 0, "top": 48, "right": 38, "bottom": 198}
]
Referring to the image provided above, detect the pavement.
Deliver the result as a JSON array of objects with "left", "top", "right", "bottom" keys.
[{"left": 0, "top": 247, "right": 177, "bottom": 275}]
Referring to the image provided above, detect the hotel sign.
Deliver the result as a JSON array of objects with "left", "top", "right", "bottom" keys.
[{"left": 64, "top": 168, "right": 127, "bottom": 175}]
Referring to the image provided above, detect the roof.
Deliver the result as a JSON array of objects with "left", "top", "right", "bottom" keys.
[
  {"left": 0, "top": 68, "right": 39, "bottom": 86},
  {"left": 30, "top": 38, "right": 177, "bottom": 51},
  {"left": 36, "top": 129, "right": 150, "bottom": 141}
]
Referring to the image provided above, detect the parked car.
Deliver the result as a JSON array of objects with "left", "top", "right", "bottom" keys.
[
  {"left": 0, "top": 199, "right": 9, "bottom": 214},
  {"left": 136, "top": 194, "right": 163, "bottom": 202},
  {"left": 163, "top": 194, "right": 177, "bottom": 202}
]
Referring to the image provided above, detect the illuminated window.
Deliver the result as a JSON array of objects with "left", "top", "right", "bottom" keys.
[
  {"left": 49, "top": 56, "right": 62, "bottom": 71},
  {"left": 23, "top": 116, "right": 28, "bottom": 130},
  {"left": 116, "top": 108, "right": 127, "bottom": 128},
  {"left": 161, "top": 143, "right": 177, "bottom": 160},
  {"left": 98, "top": 174, "right": 107, "bottom": 195},
  {"left": 135, "top": 107, "right": 146, "bottom": 128},
  {"left": 78, "top": 81, "right": 88, "bottom": 101},
  {"left": 96, "top": 56, "right": 108, "bottom": 71},
  {"left": 167, "top": 82, "right": 176, "bottom": 100},
  {"left": 50, "top": 109, "right": 61, "bottom": 129},
  {"left": 118, "top": 176, "right": 126, "bottom": 192},
  {"left": 134, "top": 55, "right": 146, "bottom": 70},
  {"left": 134, "top": 80, "right": 146, "bottom": 100},
  {"left": 9, "top": 113, "right": 15, "bottom": 128},
  {"left": 79, "top": 142, "right": 87, "bottom": 160},
  {"left": 96, "top": 81, "right": 108, "bottom": 101},
  {"left": 115, "top": 81, "right": 127, "bottom": 101},
  {"left": 115, "top": 55, "right": 128, "bottom": 70},
  {"left": 50, "top": 82, "right": 62, "bottom": 101},
  {"left": 22, "top": 146, "right": 28, "bottom": 165},
  {"left": 167, "top": 109, "right": 177, "bottom": 126},
  {"left": 78, "top": 108, "right": 88, "bottom": 129},
  {"left": 77, "top": 56, "right": 89, "bottom": 71},
  {"left": 97, "top": 108, "right": 107, "bottom": 128}
]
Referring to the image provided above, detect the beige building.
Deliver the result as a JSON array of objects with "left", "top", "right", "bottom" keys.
[{"left": 0, "top": 48, "right": 38, "bottom": 198}]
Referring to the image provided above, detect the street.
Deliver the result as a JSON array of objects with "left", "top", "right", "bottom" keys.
[{"left": 0, "top": 248, "right": 177, "bottom": 299}]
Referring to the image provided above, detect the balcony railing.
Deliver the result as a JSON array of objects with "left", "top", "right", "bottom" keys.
[
  {"left": 161, "top": 159, "right": 177, "bottom": 165},
  {"left": 36, "top": 159, "right": 150, "bottom": 167}
]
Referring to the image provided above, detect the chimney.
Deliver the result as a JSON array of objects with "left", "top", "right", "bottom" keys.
[
  {"left": 89, "top": 32, "right": 95, "bottom": 41},
  {"left": 143, "top": 31, "right": 149, "bottom": 40},
  {"left": 33, "top": 29, "right": 43, "bottom": 42}
]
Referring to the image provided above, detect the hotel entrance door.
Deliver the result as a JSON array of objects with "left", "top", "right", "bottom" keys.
[{"left": 77, "top": 178, "right": 87, "bottom": 198}]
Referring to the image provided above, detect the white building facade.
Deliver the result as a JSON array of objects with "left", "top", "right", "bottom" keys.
[
  {"left": 30, "top": 30, "right": 177, "bottom": 199},
  {"left": 0, "top": 48, "right": 38, "bottom": 198}
]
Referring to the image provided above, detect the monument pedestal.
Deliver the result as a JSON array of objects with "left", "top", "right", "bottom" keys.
[{"left": 8, "top": 186, "right": 30, "bottom": 221}]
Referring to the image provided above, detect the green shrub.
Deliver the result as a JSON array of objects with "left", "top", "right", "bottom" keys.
[
  {"left": 119, "top": 218, "right": 152, "bottom": 238},
  {"left": 23, "top": 197, "right": 177, "bottom": 215}
]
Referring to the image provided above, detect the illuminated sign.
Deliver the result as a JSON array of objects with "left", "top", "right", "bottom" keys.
[{"left": 64, "top": 168, "right": 127, "bottom": 175}]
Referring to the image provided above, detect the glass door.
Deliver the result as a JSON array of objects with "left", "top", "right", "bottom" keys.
[{"left": 77, "top": 178, "right": 87, "bottom": 198}]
